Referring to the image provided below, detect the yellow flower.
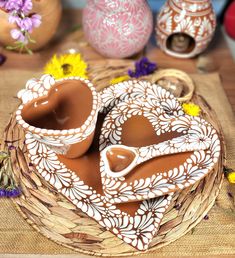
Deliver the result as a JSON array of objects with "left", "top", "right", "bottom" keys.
[
  {"left": 110, "top": 75, "right": 130, "bottom": 85},
  {"left": 44, "top": 54, "right": 88, "bottom": 80},
  {"left": 182, "top": 102, "right": 201, "bottom": 116},
  {"left": 227, "top": 171, "right": 235, "bottom": 184}
]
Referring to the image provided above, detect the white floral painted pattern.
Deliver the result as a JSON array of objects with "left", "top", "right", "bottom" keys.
[
  {"left": 24, "top": 80, "right": 178, "bottom": 251},
  {"left": 82, "top": 0, "right": 153, "bottom": 58},
  {"left": 156, "top": 0, "right": 216, "bottom": 58},
  {"left": 99, "top": 83, "right": 220, "bottom": 204},
  {"left": 24, "top": 79, "right": 220, "bottom": 250},
  {"left": 16, "top": 75, "right": 101, "bottom": 157}
]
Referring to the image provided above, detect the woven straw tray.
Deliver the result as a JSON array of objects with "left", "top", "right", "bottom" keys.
[{"left": 2, "top": 61, "right": 225, "bottom": 256}]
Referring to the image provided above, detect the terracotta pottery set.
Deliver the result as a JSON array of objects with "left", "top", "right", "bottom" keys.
[
  {"left": 156, "top": 0, "right": 216, "bottom": 58},
  {"left": 16, "top": 75, "right": 221, "bottom": 250}
]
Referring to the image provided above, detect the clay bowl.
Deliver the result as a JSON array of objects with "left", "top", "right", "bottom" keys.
[
  {"left": 99, "top": 81, "right": 221, "bottom": 204},
  {"left": 16, "top": 75, "right": 101, "bottom": 158}
]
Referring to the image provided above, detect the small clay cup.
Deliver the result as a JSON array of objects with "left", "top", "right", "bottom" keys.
[{"left": 16, "top": 75, "right": 101, "bottom": 158}]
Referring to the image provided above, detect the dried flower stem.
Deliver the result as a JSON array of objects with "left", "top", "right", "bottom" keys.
[{"left": 0, "top": 151, "right": 21, "bottom": 197}]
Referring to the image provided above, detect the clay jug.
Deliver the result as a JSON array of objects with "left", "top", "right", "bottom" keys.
[
  {"left": 156, "top": 0, "right": 216, "bottom": 58},
  {"left": 0, "top": 0, "right": 62, "bottom": 52},
  {"left": 82, "top": 0, "right": 153, "bottom": 58}
]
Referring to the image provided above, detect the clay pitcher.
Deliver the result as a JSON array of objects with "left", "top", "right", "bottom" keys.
[
  {"left": 0, "top": 0, "right": 62, "bottom": 52},
  {"left": 156, "top": 0, "right": 216, "bottom": 58},
  {"left": 82, "top": 0, "right": 153, "bottom": 58}
]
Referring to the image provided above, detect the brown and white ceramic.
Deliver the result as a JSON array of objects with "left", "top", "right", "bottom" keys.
[
  {"left": 156, "top": 0, "right": 216, "bottom": 58},
  {"left": 22, "top": 78, "right": 174, "bottom": 251},
  {"left": 18, "top": 77, "right": 220, "bottom": 250},
  {"left": 99, "top": 86, "right": 220, "bottom": 203},
  {"left": 16, "top": 74, "right": 101, "bottom": 158}
]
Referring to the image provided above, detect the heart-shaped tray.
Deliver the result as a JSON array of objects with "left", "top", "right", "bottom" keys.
[
  {"left": 20, "top": 76, "right": 220, "bottom": 251},
  {"left": 23, "top": 76, "right": 177, "bottom": 251},
  {"left": 99, "top": 82, "right": 220, "bottom": 203}
]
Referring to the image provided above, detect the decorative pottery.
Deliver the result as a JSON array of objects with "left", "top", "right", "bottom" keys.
[
  {"left": 99, "top": 80, "right": 220, "bottom": 203},
  {"left": 17, "top": 75, "right": 176, "bottom": 251},
  {"left": 16, "top": 75, "right": 101, "bottom": 159},
  {"left": 156, "top": 0, "right": 216, "bottom": 58},
  {"left": 16, "top": 74, "right": 222, "bottom": 250},
  {"left": 0, "top": 0, "right": 62, "bottom": 51},
  {"left": 82, "top": 0, "right": 153, "bottom": 58}
]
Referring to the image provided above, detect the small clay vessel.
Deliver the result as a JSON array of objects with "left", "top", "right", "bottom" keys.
[
  {"left": 156, "top": 0, "right": 216, "bottom": 58},
  {"left": 16, "top": 75, "right": 101, "bottom": 158}
]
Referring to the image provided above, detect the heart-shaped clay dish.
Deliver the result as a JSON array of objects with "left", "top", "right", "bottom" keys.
[
  {"left": 21, "top": 79, "right": 93, "bottom": 130},
  {"left": 16, "top": 75, "right": 101, "bottom": 158},
  {"left": 99, "top": 84, "right": 221, "bottom": 204},
  {"left": 23, "top": 78, "right": 176, "bottom": 251}
]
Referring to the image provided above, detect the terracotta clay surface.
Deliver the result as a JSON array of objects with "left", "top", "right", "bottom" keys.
[
  {"left": 22, "top": 80, "right": 92, "bottom": 130},
  {"left": 156, "top": 0, "right": 216, "bottom": 58},
  {"left": 16, "top": 75, "right": 221, "bottom": 251},
  {"left": 99, "top": 81, "right": 220, "bottom": 203},
  {"left": 16, "top": 75, "right": 101, "bottom": 158},
  {"left": 23, "top": 82, "right": 174, "bottom": 251}
]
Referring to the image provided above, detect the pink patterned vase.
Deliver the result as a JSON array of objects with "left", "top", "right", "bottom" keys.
[{"left": 82, "top": 0, "right": 153, "bottom": 58}]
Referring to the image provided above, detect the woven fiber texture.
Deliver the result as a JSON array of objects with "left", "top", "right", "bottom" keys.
[{"left": 1, "top": 67, "right": 234, "bottom": 256}]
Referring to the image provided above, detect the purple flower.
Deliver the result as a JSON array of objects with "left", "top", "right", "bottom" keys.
[
  {"left": 0, "top": 189, "right": 6, "bottom": 197},
  {"left": 128, "top": 57, "right": 157, "bottom": 78},
  {"left": 5, "top": 187, "right": 21, "bottom": 197},
  {"left": 21, "top": 0, "right": 32, "bottom": 14},
  {"left": 0, "top": 54, "right": 6, "bottom": 66},
  {"left": 3, "top": 0, "right": 41, "bottom": 48},
  {"left": 8, "top": 12, "right": 21, "bottom": 24},
  {"left": 8, "top": 145, "right": 16, "bottom": 151},
  {"left": 10, "top": 28, "right": 28, "bottom": 43},
  {"left": 5, "top": 0, "right": 23, "bottom": 12},
  {"left": 0, "top": 0, "right": 7, "bottom": 9},
  {"left": 30, "top": 13, "right": 41, "bottom": 28},
  {"left": 18, "top": 16, "right": 33, "bottom": 31}
]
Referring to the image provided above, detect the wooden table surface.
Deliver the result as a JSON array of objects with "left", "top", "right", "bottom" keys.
[{"left": 0, "top": 9, "right": 234, "bottom": 258}]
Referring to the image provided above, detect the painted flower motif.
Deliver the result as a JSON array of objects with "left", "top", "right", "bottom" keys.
[
  {"left": 197, "top": 17, "right": 213, "bottom": 38},
  {"left": 77, "top": 194, "right": 106, "bottom": 221},
  {"left": 174, "top": 16, "right": 195, "bottom": 37},
  {"left": 17, "top": 74, "right": 55, "bottom": 104}
]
